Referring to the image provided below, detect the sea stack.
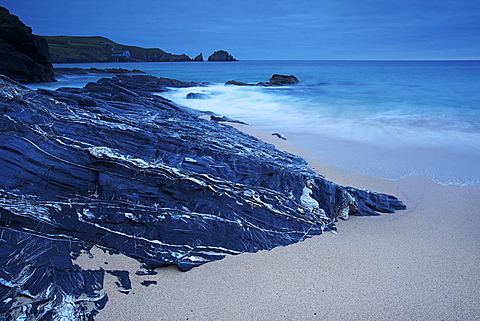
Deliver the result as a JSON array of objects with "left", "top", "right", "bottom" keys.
[
  {"left": 0, "top": 7, "right": 55, "bottom": 83},
  {"left": 208, "top": 50, "right": 237, "bottom": 61},
  {"left": 193, "top": 53, "right": 204, "bottom": 61}
]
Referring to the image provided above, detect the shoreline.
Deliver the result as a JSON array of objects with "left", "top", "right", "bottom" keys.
[{"left": 87, "top": 121, "right": 480, "bottom": 320}]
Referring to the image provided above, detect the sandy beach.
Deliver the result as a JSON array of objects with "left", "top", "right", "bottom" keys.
[{"left": 77, "top": 125, "right": 480, "bottom": 320}]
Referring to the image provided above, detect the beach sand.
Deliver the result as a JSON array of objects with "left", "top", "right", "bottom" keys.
[{"left": 78, "top": 124, "right": 480, "bottom": 320}]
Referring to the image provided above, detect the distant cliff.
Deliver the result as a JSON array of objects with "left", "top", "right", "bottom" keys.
[
  {"left": 44, "top": 36, "right": 238, "bottom": 63},
  {"left": 43, "top": 36, "right": 193, "bottom": 63},
  {"left": 0, "top": 7, "right": 54, "bottom": 83}
]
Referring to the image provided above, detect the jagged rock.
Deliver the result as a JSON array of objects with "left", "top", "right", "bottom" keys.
[
  {"left": 0, "top": 74, "right": 30, "bottom": 99},
  {"left": 193, "top": 53, "right": 204, "bottom": 61},
  {"left": 269, "top": 74, "right": 299, "bottom": 85},
  {"left": 0, "top": 74, "right": 405, "bottom": 319},
  {"left": 208, "top": 50, "right": 237, "bottom": 61},
  {"left": 0, "top": 7, "right": 55, "bottom": 83}
]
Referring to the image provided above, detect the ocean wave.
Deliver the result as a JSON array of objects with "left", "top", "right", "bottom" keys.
[{"left": 163, "top": 83, "right": 480, "bottom": 185}]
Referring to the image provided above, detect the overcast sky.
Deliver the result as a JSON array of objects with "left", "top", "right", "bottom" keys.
[{"left": 3, "top": 0, "right": 479, "bottom": 60}]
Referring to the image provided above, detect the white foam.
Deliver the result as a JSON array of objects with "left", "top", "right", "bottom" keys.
[{"left": 163, "top": 83, "right": 480, "bottom": 186}]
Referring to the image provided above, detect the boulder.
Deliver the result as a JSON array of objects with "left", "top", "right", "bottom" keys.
[
  {"left": 208, "top": 50, "right": 237, "bottom": 61},
  {"left": 0, "top": 7, "right": 55, "bottom": 83},
  {"left": 269, "top": 74, "right": 299, "bottom": 85}
]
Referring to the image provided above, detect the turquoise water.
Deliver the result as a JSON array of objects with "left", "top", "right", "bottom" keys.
[{"left": 30, "top": 60, "right": 480, "bottom": 185}]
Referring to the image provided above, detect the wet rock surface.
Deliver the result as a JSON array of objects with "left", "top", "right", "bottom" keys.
[{"left": 0, "top": 74, "right": 405, "bottom": 319}]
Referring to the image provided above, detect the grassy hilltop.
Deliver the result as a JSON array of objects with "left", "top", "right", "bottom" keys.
[{"left": 43, "top": 35, "right": 192, "bottom": 63}]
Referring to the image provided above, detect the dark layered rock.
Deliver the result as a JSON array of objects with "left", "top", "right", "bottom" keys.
[
  {"left": 193, "top": 53, "right": 204, "bottom": 61},
  {"left": 86, "top": 74, "right": 202, "bottom": 95},
  {"left": 0, "top": 73, "right": 405, "bottom": 319},
  {"left": 208, "top": 50, "right": 237, "bottom": 61},
  {"left": 0, "top": 7, "right": 55, "bottom": 83}
]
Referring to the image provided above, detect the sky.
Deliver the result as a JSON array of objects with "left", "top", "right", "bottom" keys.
[{"left": 3, "top": 0, "right": 479, "bottom": 60}]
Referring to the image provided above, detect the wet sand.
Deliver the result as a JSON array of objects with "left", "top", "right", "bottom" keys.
[{"left": 79, "top": 124, "right": 480, "bottom": 320}]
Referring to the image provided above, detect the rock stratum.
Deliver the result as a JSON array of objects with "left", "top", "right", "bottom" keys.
[
  {"left": 0, "top": 7, "right": 55, "bottom": 83},
  {"left": 0, "top": 74, "right": 405, "bottom": 320}
]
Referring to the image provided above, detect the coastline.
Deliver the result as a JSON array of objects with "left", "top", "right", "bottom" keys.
[
  {"left": 86, "top": 122, "right": 480, "bottom": 320},
  {"left": 2, "top": 5, "right": 479, "bottom": 317}
]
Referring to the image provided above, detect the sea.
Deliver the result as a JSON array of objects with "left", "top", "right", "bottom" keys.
[{"left": 28, "top": 60, "right": 480, "bottom": 186}]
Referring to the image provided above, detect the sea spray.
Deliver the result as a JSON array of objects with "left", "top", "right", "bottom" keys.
[{"left": 29, "top": 60, "right": 480, "bottom": 185}]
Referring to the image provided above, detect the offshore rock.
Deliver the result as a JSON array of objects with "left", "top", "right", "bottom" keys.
[
  {"left": 0, "top": 7, "right": 55, "bottom": 83},
  {"left": 0, "top": 74, "right": 405, "bottom": 319},
  {"left": 193, "top": 53, "right": 204, "bottom": 61},
  {"left": 208, "top": 50, "right": 237, "bottom": 61},
  {"left": 226, "top": 74, "right": 300, "bottom": 86},
  {"left": 269, "top": 74, "right": 299, "bottom": 85}
]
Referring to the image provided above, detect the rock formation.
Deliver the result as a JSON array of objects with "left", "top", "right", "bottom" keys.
[
  {"left": 226, "top": 74, "right": 300, "bottom": 86},
  {"left": 0, "top": 73, "right": 405, "bottom": 319},
  {"left": 269, "top": 74, "right": 299, "bottom": 85},
  {"left": 0, "top": 7, "right": 55, "bottom": 83},
  {"left": 54, "top": 67, "right": 144, "bottom": 75},
  {"left": 225, "top": 80, "right": 256, "bottom": 86},
  {"left": 208, "top": 50, "right": 237, "bottom": 61},
  {"left": 193, "top": 53, "right": 204, "bottom": 61}
]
